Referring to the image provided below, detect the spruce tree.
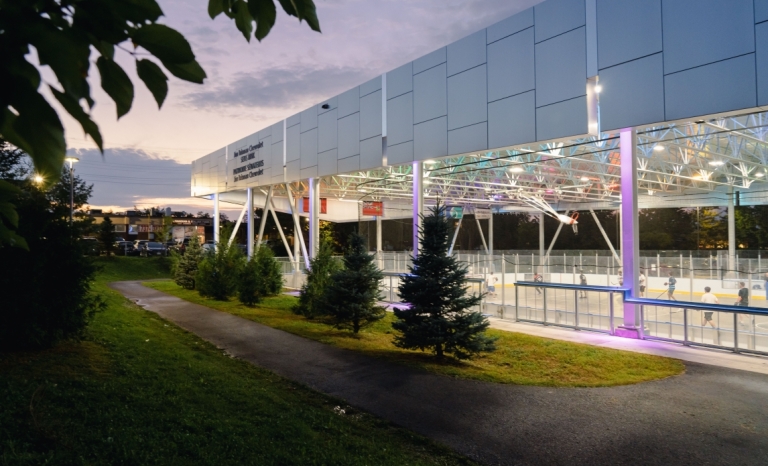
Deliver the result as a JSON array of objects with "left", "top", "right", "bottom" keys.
[
  {"left": 174, "top": 235, "right": 202, "bottom": 290},
  {"left": 238, "top": 256, "right": 261, "bottom": 306},
  {"left": 254, "top": 245, "right": 283, "bottom": 296},
  {"left": 292, "top": 239, "right": 339, "bottom": 318},
  {"left": 392, "top": 203, "right": 497, "bottom": 360},
  {"left": 98, "top": 216, "right": 115, "bottom": 256},
  {"left": 323, "top": 232, "right": 386, "bottom": 333},
  {"left": 196, "top": 235, "right": 245, "bottom": 300}
]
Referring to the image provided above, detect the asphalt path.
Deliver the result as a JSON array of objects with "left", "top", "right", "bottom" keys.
[{"left": 112, "top": 281, "right": 768, "bottom": 466}]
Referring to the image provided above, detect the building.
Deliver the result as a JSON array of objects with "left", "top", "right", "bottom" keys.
[{"left": 88, "top": 210, "right": 213, "bottom": 242}]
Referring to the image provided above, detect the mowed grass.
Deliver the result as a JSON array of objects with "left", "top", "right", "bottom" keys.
[
  {"left": 146, "top": 280, "right": 685, "bottom": 387},
  {"left": 0, "top": 257, "right": 476, "bottom": 466}
]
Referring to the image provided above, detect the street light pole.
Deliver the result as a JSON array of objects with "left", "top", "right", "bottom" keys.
[{"left": 64, "top": 157, "right": 79, "bottom": 225}]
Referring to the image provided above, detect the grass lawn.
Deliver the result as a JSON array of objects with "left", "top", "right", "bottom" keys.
[
  {"left": 0, "top": 257, "right": 475, "bottom": 465},
  {"left": 146, "top": 280, "right": 685, "bottom": 387}
]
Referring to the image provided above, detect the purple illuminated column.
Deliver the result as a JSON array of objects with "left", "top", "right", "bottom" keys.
[
  {"left": 309, "top": 177, "right": 319, "bottom": 259},
  {"left": 413, "top": 160, "right": 423, "bottom": 257},
  {"left": 619, "top": 128, "right": 641, "bottom": 337}
]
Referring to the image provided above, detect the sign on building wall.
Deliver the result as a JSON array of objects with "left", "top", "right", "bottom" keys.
[
  {"left": 445, "top": 206, "right": 463, "bottom": 219},
  {"left": 362, "top": 201, "right": 383, "bottom": 216},
  {"left": 474, "top": 207, "right": 492, "bottom": 220},
  {"left": 228, "top": 136, "right": 270, "bottom": 188},
  {"left": 301, "top": 197, "right": 327, "bottom": 214},
  {"left": 128, "top": 225, "right": 138, "bottom": 235}
]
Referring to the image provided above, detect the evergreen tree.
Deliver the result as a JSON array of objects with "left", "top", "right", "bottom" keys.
[
  {"left": 238, "top": 256, "right": 261, "bottom": 306},
  {"left": 254, "top": 245, "right": 283, "bottom": 296},
  {"left": 323, "top": 232, "right": 386, "bottom": 333},
  {"left": 174, "top": 235, "right": 202, "bottom": 290},
  {"left": 196, "top": 235, "right": 245, "bottom": 300},
  {"left": 293, "top": 239, "right": 340, "bottom": 318},
  {"left": 98, "top": 216, "right": 115, "bottom": 256},
  {"left": 393, "top": 203, "right": 497, "bottom": 360}
]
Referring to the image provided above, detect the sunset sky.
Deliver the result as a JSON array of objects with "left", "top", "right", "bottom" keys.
[{"left": 63, "top": 0, "right": 542, "bottom": 215}]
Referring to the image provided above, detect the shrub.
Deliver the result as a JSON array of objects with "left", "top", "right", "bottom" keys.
[
  {"left": 98, "top": 216, "right": 115, "bottom": 256},
  {"left": 254, "top": 245, "right": 283, "bottom": 296},
  {"left": 196, "top": 236, "right": 244, "bottom": 300},
  {"left": 323, "top": 232, "right": 386, "bottom": 333},
  {"left": 174, "top": 235, "right": 202, "bottom": 290},
  {"left": 237, "top": 256, "right": 261, "bottom": 306},
  {"left": 392, "top": 203, "right": 497, "bottom": 360},
  {"left": 292, "top": 239, "right": 339, "bottom": 318}
]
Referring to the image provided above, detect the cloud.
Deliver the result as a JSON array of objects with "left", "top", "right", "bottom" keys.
[{"left": 183, "top": 63, "right": 372, "bottom": 111}]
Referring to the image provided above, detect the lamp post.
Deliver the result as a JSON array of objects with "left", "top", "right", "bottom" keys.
[{"left": 64, "top": 156, "right": 79, "bottom": 225}]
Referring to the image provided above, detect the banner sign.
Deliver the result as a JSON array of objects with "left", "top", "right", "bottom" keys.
[
  {"left": 362, "top": 201, "right": 383, "bottom": 217},
  {"left": 445, "top": 206, "right": 463, "bottom": 219},
  {"left": 301, "top": 197, "right": 327, "bottom": 214},
  {"left": 474, "top": 207, "right": 492, "bottom": 220}
]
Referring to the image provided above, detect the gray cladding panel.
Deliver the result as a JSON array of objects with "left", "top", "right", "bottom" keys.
[
  {"left": 447, "top": 65, "right": 487, "bottom": 130},
  {"left": 487, "top": 27, "right": 535, "bottom": 102},
  {"left": 447, "top": 29, "right": 486, "bottom": 76},
  {"left": 360, "top": 90, "right": 382, "bottom": 140},
  {"left": 536, "top": 96, "right": 587, "bottom": 141},
  {"left": 318, "top": 149, "right": 338, "bottom": 177},
  {"left": 360, "top": 76, "right": 382, "bottom": 97},
  {"left": 758, "top": 0, "right": 768, "bottom": 23},
  {"left": 413, "top": 63, "right": 447, "bottom": 124},
  {"left": 318, "top": 96, "right": 338, "bottom": 115},
  {"left": 413, "top": 47, "right": 446, "bottom": 75},
  {"left": 286, "top": 124, "right": 300, "bottom": 162},
  {"left": 271, "top": 141, "right": 283, "bottom": 170},
  {"left": 448, "top": 121, "right": 487, "bottom": 155},
  {"left": 387, "top": 62, "right": 413, "bottom": 99},
  {"left": 300, "top": 128, "right": 318, "bottom": 168},
  {"left": 488, "top": 90, "right": 536, "bottom": 148},
  {"left": 600, "top": 53, "right": 665, "bottom": 131},
  {"left": 300, "top": 166, "right": 317, "bottom": 179},
  {"left": 662, "top": 0, "right": 754, "bottom": 74},
  {"left": 665, "top": 54, "right": 757, "bottom": 120},
  {"left": 338, "top": 86, "right": 360, "bottom": 118},
  {"left": 487, "top": 8, "right": 533, "bottom": 43},
  {"left": 596, "top": 0, "right": 662, "bottom": 70},
  {"left": 534, "top": 0, "right": 586, "bottom": 43},
  {"left": 338, "top": 113, "right": 360, "bottom": 159},
  {"left": 318, "top": 109, "right": 338, "bottom": 153},
  {"left": 360, "top": 136, "right": 383, "bottom": 170},
  {"left": 337, "top": 155, "right": 359, "bottom": 173},
  {"left": 387, "top": 92, "right": 414, "bottom": 146},
  {"left": 287, "top": 113, "right": 301, "bottom": 128},
  {"left": 301, "top": 106, "right": 317, "bottom": 132},
  {"left": 414, "top": 116, "right": 447, "bottom": 160},
  {"left": 386, "top": 141, "right": 413, "bottom": 165},
  {"left": 758, "top": 22, "right": 768, "bottom": 106},
  {"left": 535, "top": 27, "right": 587, "bottom": 108},
  {"left": 270, "top": 121, "right": 283, "bottom": 143},
  {"left": 286, "top": 160, "right": 300, "bottom": 183}
]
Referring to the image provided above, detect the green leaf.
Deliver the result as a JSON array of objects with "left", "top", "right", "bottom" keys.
[
  {"left": 136, "top": 59, "right": 169, "bottom": 108},
  {"left": 233, "top": 1, "right": 254, "bottom": 42},
  {"left": 93, "top": 39, "right": 115, "bottom": 60},
  {"left": 162, "top": 60, "right": 207, "bottom": 84},
  {"left": 208, "top": 0, "right": 227, "bottom": 18},
  {"left": 50, "top": 86, "right": 104, "bottom": 151},
  {"left": 277, "top": 0, "right": 321, "bottom": 32},
  {"left": 97, "top": 57, "right": 134, "bottom": 119},
  {"left": 248, "top": 0, "right": 277, "bottom": 41},
  {"left": 132, "top": 24, "right": 195, "bottom": 64},
  {"left": 29, "top": 22, "right": 93, "bottom": 101},
  {"left": 111, "top": 0, "right": 164, "bottom": 23}
]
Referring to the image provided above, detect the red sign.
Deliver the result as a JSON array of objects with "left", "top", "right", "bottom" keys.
[
  {"left": 362, "top": 201, "right": 383, "bottom": 217},
  {"left": 301, "top": 197, "right": 327, "bottom": 214}
]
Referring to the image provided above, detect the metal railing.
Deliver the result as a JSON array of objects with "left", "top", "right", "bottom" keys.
[{"left": 378, "top": 272, "right": 485, "bottom": 312}]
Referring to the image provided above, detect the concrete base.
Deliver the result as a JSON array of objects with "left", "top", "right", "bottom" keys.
[{"left": 614, "top": 326, "right": 642, "bottom": 339}]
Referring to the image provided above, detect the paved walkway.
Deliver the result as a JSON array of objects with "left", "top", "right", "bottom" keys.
[{"left": 112, "top": 281, "right": 768, "bottom": 466}]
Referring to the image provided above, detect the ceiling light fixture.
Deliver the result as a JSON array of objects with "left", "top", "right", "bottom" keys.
[
  {"left": 509, "top": 167, "right": 524, "bottom": 173},
  {"left": 709, "top": 161, "right": 724, "bottom": 167},
  {"left": 653, "top": 144, "right": 664, "bottom": 151}
]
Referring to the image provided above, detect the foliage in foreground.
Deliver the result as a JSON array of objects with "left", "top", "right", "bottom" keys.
[
  {"left": 149, "top": 280, "right": 686, "bottom": 387},
  {"left": 293, "top": 239, "right": 340, "bottom": 318},
  {"left": 173, "top": 235, "right": 202, "bottom": 290},
  {"left": 98, "top": 216, "right": 115, "bottom": 256},
  {"left": 323, "top": 232, "right": 386, "bottom": 333},
  {"left": 239, "top": 245, "right": 284, "bottom": 306},
  {"left": 0, "top": 262, "right": 472, "bottom": 466},
  {"left": 196, "top": 236, "right": 244, "bottom": 300},
  {"left": 394, "top": 204, "right": 497, "bottom": 360}
]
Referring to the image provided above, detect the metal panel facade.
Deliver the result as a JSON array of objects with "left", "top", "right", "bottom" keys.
[
  {"left": 360, "top": 90, "right": 382, "bottom": 140},
  {"left": 534, "top": 0, "right": 586, "bottom": 43},
  {"left": 337, "top": 113, "right": 360, "bottom": 159},
  {"left": 414, "top": 116, "right": 448, "bottom": 160},
  {"left": 486, "top": 7, "right": 533, "bottom": 43},
  {"left": 600, "top": 53, "right": 665, "bottom": 131},
  {"left": 447, "top": 65, "right": 487, "bottom": 130},
  {"left": 487, "top": 27, "right": 535, "bottom": 102},
  {"left": 447, "top": 29, "right": 486, "bottom": 77},
  {"left": 758, "top": 22, "right": 768, "bottom": 106},
  {"left": 387, "top": 92, "right": 413, "bottom": 146},
  {"left": 536, "top": 96, "right": 587, "bottom": 141},
  {"left": 596, "top": 0, "right": 662, "bottom": 70},
  {"left": 413, "top": 63, "right": 447, "bottom": 124},
  {"left": 488, "top": 90, "right": 536, "bottom": 148},
  {"left": 448, "top": 121, "right": 487, "bottom": 155},
  {"left": 535, "top": 27, "right": 587, "bottom": 108},
  {"left": 318, "top": 109, "right": 338, "bottom": 153},
  {"left": 387, "top": 62, "right": 413, "bottom": 99}
]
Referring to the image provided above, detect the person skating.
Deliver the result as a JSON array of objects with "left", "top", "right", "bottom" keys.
[
  {"left": 700, "top": 286, "right": 718, "bottom": 329},
  {"left": 533, "top": 272, "right": 543, "bottom": 295},
  {"left": 663, "top": 272, "right": 677, "bottom": 301},
  {"left": 578, "top": 270, "right": 587, "bottom": 298},
  {"left": 638, "top": 269, "right": 647, "bottom": 297}
]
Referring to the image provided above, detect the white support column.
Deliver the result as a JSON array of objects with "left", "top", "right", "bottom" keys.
[
  {"left": 618, "top": 128, "right": 641, "bottom": 338},
  {"left": 286, "top": 185, "right": 310, "bottom": 269},
  {"left": 489, "top": 211, "right": 494, "bottom": 256},
  {"left": 728, "top": 185, "right": 736, "bottom": 274},
  {"left": 376, "top": 215, "right": 382, "bottom": 252},
  {"left": 474, "top": 214, "right": 489, "bottom": 254},
  {"left": 309, "top": 178, "right": 320, "bottom": 258},
  {"left": 228, "top": 202, "right": 248, "bottom": 247},
  {"left": 213, "top": 193, "right": 220, "bottom": 245},
  {"left": 256, "top": 186, "right": 273, "bottom": 250},
  {"left": 269, "top": 197, "right": 294, "bottom": 264},
  {"left": 413, "top": 161, "right": 423, "bottom": 257},
  {"left": 589, "top": 209, "right": 620, "bottom": 263},
  {"left": 538, "top": 212, "right": 545, "bottom": 270},
  {"left": 246, "top": 188, "right": 254, "bottom": 259},
  {"left": 448, "top": 216, "right": 462, "bottom": 256},
  {"left": 543, "top": 211, "right": 569, "bottom": 265}
]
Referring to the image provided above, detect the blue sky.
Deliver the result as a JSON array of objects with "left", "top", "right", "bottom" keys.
[{"left": 62, "top": 0, "right": 542, "bottom": 214}]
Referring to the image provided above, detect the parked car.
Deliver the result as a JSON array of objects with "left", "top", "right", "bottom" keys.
[
  {"left": 79, "top": 237, "right": 101, "bottom": 256},
  {"left": 114, "top": 241, "right": 136, "bottom": 256},
  {"left": 141, "top": 242, "right": 167, "bottom": 257},
  {"left": 201, "top": 242, "right": 215, "bottom": 255}
]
